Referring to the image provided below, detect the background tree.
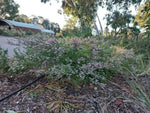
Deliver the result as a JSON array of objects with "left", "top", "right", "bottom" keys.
[
  {"left": 63, "top": 16, "right": 78, "bottom": 30},
  {"left": 0, "top": 0, "right": 19, "bottom": 19},
  {"left": 41, "top": 0, "right": 143, "bottom": 37},
  {"left": 37, "top": 16, "right": 44, "bottom": 24},
  {"left": 105, "top": 0, "right": 143, "bottom": 11},
  {"left": 61, "top": 0, "right": 101, "bottom": 30},
  {"left": 106, "top": 11, "right": 134, "bottom": 37},
  {"left": 14, "top": 14, "right": 32, "bottom": 23},
  {"left": 30, "top": 15, "right": 42, "bottom": 24},
  {"left": 50, "top": 22, "right": 61, "bottom": 34},
  {"left": 42, "top": 19, "right": 60, "bottom": 34},
  {"left": 62, "top": 16, "right": 91, "bottom": 37},
  {"left": 42, "top": 19, "right": 51, "bottom": 29},
  {"left": 134, "top": 1, "right": 150, "bottom": 33}
]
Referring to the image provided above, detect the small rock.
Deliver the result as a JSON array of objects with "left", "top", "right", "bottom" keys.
[{"left": 94, "top": 87, "right": 98, "bottom": 90}]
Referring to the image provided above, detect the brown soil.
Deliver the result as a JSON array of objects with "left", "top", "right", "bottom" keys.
[{"left": 0, "top": 74, "right": 146, "bottom": 113}]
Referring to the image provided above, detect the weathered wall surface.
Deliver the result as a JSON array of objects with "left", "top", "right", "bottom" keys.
[{"left": 0, "top": 36, "right": 25, "bottom": 57}]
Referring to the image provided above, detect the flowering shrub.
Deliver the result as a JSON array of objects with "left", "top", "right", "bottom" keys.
[{"left": 8, "top": 36, "right": 144, "bottom": 84}]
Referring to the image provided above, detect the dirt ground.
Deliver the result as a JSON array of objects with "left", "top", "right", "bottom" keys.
[{"left": 0, "top": 73, "right": 145, "bottom": 113}]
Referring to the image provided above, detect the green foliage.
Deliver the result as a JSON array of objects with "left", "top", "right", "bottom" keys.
[
  {"left": 62, "top": 0, "right": 100, "bottom": 29},
  {"left": 0, "top": 28, "right": 14, "bottom": 37},
  {"left": 0, "top": 27, "right": 25, "bottom": 37},
  {"left": 105, "top": 0, "right": 142, "bottom": 10},
  {"left": 8, "top": 36, "right": 144, "bottom": 85},
  {"left": 119, "top": 35, "right": 149, "bottom": 60},
  {"left": 134, "top": 1, "right": 150, "bottom": 33},
  {"left": 63, "top": 17, "right": 78, "bottom": 30},
  {"left": 6, "top": 110, "right": 16, "bottom": 113},
  {"left": 106, "top": 11, "right": 134, "bottom": 37},
  {"left": 41, "top": 0, "right": 143, "bottom": 35},
  {"left": 0, "top": 47, "right": 9, "bottom": 73},
  {"left": 0, "top": 27, "right": 50, "bottom": 37},
  {"left": 104, "top": 29, "right": 149, "bottom": 60},
  {"left": 124, "top": 67, "right": 150, "bottom": 113},
  {"left": 0, "top": 0, "right": 19, "bottom": 19},
  {"left": 0, "top": 29, "right": 3, "bottom": 34},
  {"left": 14, "top": 14, "right": 32, "bottom": 23},
  {"left": 26, "top": 31, "right": 34, "bottom": 35},
  {"left": 128, "top": 37, "right": 150, "bottom": 60},
  {"left": 42, "top": 19, "right": 60, "bottom": 34},
  {"left": 62, "top": 27, "right": 92, "bottom": 38}
]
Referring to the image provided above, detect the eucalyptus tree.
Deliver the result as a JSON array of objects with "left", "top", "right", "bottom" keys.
[
  {"left": 41, "top": 0, "right": 102, "bottom": 36},
  {"left": 104, "top": 0, "right": 143, "bottom": 11},
  {"left": 106, "top": 11, "right": 134, "bottom": 37},
  {"left": 62, "top": 0, "right": 101, "bottom": 29}
]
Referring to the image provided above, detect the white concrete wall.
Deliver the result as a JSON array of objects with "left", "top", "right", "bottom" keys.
[{"left": 0, "top": 36, "right": 25, "bottom": 57}]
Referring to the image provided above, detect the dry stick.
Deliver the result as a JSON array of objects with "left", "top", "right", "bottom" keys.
[{"left": 0, "top": 75, "right": 45, "bottom": 102}]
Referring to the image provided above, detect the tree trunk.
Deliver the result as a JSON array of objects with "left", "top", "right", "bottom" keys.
[
  {"left": 80, "top": 18, "right": 85, "bottom": 30},
  {"left": 115, "top": 29, "right": 117, "bottom": 38},
  {"left": 93, "top": 19, "right": 100, "bottom": 36},
  {"left": 78, "top": 13, "right": 87, "bottom": 31},
  {"left": 96, "top": 14, "right": 103, "bottom": 37}
]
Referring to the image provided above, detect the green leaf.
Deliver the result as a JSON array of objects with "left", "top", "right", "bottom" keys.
[{"left": 6, "top": 110, "right": 16, "bottom": 113}]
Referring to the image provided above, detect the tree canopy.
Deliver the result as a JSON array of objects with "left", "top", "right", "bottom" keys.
[
  {"left": 14, "top": 14, "right": 32, "bottom": 23},
  {"left": 41, "top": 0, "right": 143, "bottom": 32},
  {"left": 106, "top": 11, "right": 134, "bottom": 37},
  {"left": 134, "top": 1, "right": 150, "bottom": 32},
  {"left": 62, "top": 0, "right": 100, "bottom": 29},
  {"left": 0, "top": 0, "right": 19, "bottom": 19},
  {"left": 105, "top": 0, "right": 143, "bottom": 11}
]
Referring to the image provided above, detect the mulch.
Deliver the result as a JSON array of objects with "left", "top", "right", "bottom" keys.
[{"left": 0, "top": 74, "right": 145, "bottom": 113}]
